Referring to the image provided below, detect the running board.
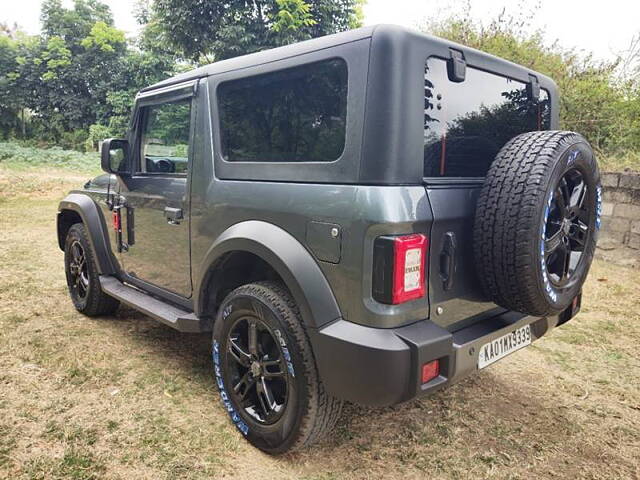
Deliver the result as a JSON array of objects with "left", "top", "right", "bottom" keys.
[{"left": 99, "top": 275, "right": 206, "bottom": 333}]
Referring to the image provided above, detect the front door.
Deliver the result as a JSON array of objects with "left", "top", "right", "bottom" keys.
[{"left": 119, "top": 91, "right": 195, "bottom": 297}]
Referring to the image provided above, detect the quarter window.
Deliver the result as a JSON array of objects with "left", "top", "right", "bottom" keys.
[
  {"left": 218, "top": 59, "right": 348, "bottom": 163},
  {"left": 139, "top": 99, "right": 192, "bottom": 174},
  {"left": 424, "top": 57, "right": 551, "bottom": 177}
]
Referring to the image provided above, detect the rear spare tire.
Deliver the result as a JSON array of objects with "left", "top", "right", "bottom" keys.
[{"left": 474, "top": 131, "right": 602, "bottom": 317}]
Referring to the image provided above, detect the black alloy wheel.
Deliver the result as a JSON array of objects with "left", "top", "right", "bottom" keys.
[
  {"left": 212, "top": 282, "right": 342, "bottom": 453},
  {"left": 68, "top": 239, "right": 90, "bottom": 301},
  {"left": 64, "top": 223, "right": 120, "bottom": 316},
  {"left": 224, "top": 316, "right": 290, "bottom": 425},
  {"left": 543, "top": 168, "right": 593, "bottom": 288}
]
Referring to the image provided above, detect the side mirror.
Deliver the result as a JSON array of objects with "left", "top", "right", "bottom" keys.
[{"left": 101, "top": 138, "right": 130, "bottom": 175}]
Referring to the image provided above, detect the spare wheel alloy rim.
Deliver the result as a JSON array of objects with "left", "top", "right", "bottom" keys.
[{"left": 542, "top": 167, "right": 593, "bottom": 289}]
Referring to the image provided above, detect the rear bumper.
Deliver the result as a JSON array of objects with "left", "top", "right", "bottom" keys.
[{"left": 310, "top": 311, "right": 562, "bottom": 407}]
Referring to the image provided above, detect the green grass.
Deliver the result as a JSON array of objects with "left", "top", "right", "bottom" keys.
[{"left": 0, "top": 141, "right": 101, "bottom": 174}]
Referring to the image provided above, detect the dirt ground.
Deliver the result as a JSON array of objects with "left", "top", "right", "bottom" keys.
[{"left": 1, "top": 167, "right": 639, "bottom": 480}]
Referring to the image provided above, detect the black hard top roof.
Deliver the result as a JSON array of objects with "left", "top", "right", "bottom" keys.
[
  {"left": 142, "top": 25, "right": 375, "bottom": 92},
  {"left": 141, "top": 24, "right": 556, "bottom": 93}
]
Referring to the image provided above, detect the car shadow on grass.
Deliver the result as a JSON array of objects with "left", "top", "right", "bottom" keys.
[{"left": 95, "top": 305, "right": 590, "bottom": 477}]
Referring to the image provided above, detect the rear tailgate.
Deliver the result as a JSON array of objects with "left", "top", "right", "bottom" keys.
[
  {"left": 422, "top": 56, "right": 552, "bottom": 330},
  {"left": 426, "top": 184, "right": 502, "bottom": 330}
]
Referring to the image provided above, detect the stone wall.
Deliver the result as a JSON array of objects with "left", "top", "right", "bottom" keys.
[{"left": 598, "top": 171, "right": 640, "bottom": 267}]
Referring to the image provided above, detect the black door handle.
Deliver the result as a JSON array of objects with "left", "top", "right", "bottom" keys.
[
  {"left": 439, "top": 231, "right": 456, "bottom": 291},
  {"left": 164, "top": 207, "right": 183, "bottom": 225}
]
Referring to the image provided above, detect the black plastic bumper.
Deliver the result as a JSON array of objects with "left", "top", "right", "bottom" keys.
[{"left": 309, "top": 311, "right": 563, "bottom": 407}]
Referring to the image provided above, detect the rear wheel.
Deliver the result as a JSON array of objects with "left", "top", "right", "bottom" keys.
[
  {"left": 212, "top": 281, "right": 342, "bottom": 454},
  {"left": 64, "top": 223, "right": 119, "bottom": 316}
]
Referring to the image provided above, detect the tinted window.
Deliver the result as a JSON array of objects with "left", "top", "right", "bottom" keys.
[
  {"left": 140, "top": 99, "right": 191, "bottom": 174},
  {"left": 218, "top": 59, "right": 348, "bottom": 163},
  {"left": 424, "top": 58, "right": 550, "bottom": 177}
]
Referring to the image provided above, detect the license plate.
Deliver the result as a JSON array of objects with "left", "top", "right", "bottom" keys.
[{"left": 478, "top": 324, "right": 532, "bottom": 369}]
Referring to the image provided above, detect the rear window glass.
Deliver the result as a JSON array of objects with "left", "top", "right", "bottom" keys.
[
  {"left": 218, "top": 59, "right": 348, "bottom": 163},
  {"left": 424, "top": 57, "right": 550, "bottom": 177}
]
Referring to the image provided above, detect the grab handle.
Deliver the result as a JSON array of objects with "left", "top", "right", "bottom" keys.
[{"left": 439, "top": 231, "right": 456, "bottom": 291}]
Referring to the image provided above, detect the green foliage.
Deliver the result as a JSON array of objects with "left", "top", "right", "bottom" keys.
[
  {"left": 271, "top": 0, "right": 317, "bottom": 38},
  {"left": 0, "top": 0, "right": 359, "bottom": 150},
  {"left": 7, "top": 0, "right": 127, "bottom": 140},
  {"left": 150, "top": 0, "right": 363, "bottom": 62},
  {"left": 40, "top": 36, "right": 71, "bottom": 80},
  {"left": 85, "top": 124, "right": 112, "bottom": 151},
  {"left": 0, "top": 35, "right": 21, "bottom": 138},
  {"left": 0, "top": 141, "right": 99, "bottom": 172},
  {"left": 0, "top": 0, "right": 181, "bottom": 148},
  {"left": 422, "top": 7, "right": 640, "bottom": 159},
  {"left": 80, "top": 21, "right": 125, "bottom": 52},
  {"left": 599, "top": 150, "right": 640, "bottom": 172}
]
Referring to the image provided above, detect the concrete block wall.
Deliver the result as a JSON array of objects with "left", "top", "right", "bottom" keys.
[{"left": 598, "top": 171, "right": 640, "bottom": 266}]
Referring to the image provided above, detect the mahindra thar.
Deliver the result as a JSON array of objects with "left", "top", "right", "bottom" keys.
[{"left": 57, "top": 25, "right": 601, "bottom": 453}]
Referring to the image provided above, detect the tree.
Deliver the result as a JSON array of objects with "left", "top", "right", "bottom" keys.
[
  {"left": 10, "top": 0, "right": 128, "bottom": 143},
  {"left": 150, "top": 0, "right": 365, "bottom": 63},
  {"left": 0, "top": 34, "right": 22, "bottom": 138},
  {"left": 87, "top": 0, "right": 183, "bottom": 142}
]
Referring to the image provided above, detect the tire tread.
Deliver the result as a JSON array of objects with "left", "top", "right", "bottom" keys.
[
  {"left": 220, "top": 281, "right": 342, "bottom": 453},
  {"left": 473, "top": 130, "right": 592, "bottom": 316}
]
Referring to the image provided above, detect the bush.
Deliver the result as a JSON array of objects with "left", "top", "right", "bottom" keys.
[
  {"left": 60, "top": 129, "right": 90, "bottom": 152},
  {"left": 85, "top": 124, "right": 112, "bottom": 152},
  {"left": 0, "top": 141, "right": 100, "bottom": 172}
]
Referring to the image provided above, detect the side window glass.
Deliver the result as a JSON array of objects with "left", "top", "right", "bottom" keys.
[
  {"left": 218, "top": 59, "right": 348, "bottom": 163},
  {"left": 139, "top": 99, "right": 192, "bottom": 174}
]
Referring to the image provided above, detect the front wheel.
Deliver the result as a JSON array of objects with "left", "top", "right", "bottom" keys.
[
  {"left": 212, "top": 281, "right": 342, "bottom": 454},
  {"left": 64, "top": 223, "right": 119, "bottom": 316}
]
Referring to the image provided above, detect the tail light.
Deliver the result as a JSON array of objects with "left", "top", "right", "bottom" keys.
[{"left": 373, "top": 234, "right": 428, "bottom": 304}]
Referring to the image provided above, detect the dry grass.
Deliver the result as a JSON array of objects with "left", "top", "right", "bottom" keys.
[
  {"left": 1, "top": 166, "right": 639, "bottom": 480},
  {"left": 599, "top": 150, "right": 640, "bottom": 173}
]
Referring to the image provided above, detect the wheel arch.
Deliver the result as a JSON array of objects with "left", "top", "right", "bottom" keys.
[
  {"left": 57, "top": 193, "right": 118, "bottom": 275},
  {"left": 194, "top": 221, "right": 341, "bottom": 330}
]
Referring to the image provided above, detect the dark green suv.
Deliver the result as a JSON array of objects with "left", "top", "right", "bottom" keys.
[{"left": 57, "top": 24, "right": 602, "bottom": 453}]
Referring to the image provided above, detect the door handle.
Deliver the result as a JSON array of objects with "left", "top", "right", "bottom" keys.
[
  {"left": 164, "top": 207, "right": 183, "bottom": 225},
  {"left": 439, "top": 231, "right": 456, "bottom": 291}
]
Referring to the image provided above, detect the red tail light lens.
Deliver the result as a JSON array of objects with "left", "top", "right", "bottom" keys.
[
  {"left": 421, "top": 359, "right": 440, "bottom": 384},
  {"left": 391, "top": 234, "right": 427, "bottom": 304},
  {"left": 372, "top": 234, "right": 428, "bottom": 304}
]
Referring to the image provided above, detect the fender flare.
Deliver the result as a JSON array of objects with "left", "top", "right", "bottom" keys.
[
  {"left": 57, "top": 193, "right": 118, "bottom": 275},
  {"left": 194, "top": 220, "right": 341, "bottom": 329}
]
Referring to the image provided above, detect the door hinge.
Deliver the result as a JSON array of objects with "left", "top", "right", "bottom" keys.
[{"left": 447, "top": 49, "right": 466, "bottom": 83}]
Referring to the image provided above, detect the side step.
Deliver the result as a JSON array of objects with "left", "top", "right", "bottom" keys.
[{"left": 99, "top": 275, "right": 206, "bottom": 333}]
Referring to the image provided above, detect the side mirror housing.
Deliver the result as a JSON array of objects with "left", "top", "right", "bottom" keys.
[{"left": 101, "top": 138, "right": 130, "bottom": 175}]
